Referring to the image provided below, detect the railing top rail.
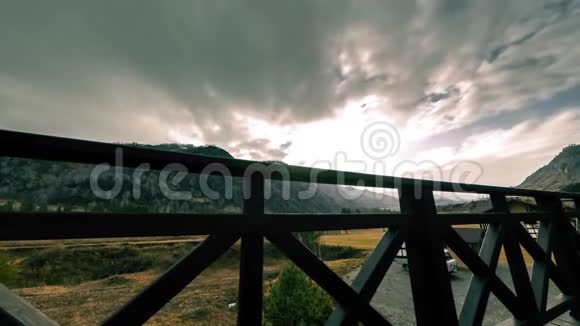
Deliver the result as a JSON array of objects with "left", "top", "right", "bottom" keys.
[{"left": 1, "top": 129, "right": 579, "bottom": 199}]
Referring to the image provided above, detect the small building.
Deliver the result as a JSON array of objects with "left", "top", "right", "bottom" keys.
[
  {"left": 462, "top": 197, "right": 537, "bottom": 214},
  {"left": 479, "top": 198, "right": 539, "bottom": 238}
]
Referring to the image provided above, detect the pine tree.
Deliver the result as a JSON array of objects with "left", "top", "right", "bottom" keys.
[{"left": 264, "top": 264, "right": 333, "bottom": 325}]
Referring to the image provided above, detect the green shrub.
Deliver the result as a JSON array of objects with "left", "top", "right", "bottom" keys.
[
  {"left": 320, "top": 245, "right": 364, "bottom": 260},
  {"left": 295, "top": 232, "right": 324, "bottom": 258},
  {"left": 102, "top": 275, "right": 131, "bottom": 286},
  {"left": 20, "top": 246, "right": 154, "bottom": 286},
  {"left": 264, "top": 264, "right": 333, "bottom": 325},
  {"left": 263, "top": 242, "right": 362, "bottom": 262},
  {"left": 0, "top": 253, "right": 18, "bottom": 287},
  {"left": 190, "top": 308, "right": 210, "bottom": 321}
]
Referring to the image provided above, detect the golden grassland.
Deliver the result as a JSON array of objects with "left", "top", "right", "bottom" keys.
[
  {"left": 322, "top": 228, "right": 536, "bottom": 265},
  {"left": 321, "top": 229, "right": 385, "bottom": 250},
  {"left": 10, "top": 240, "right": 366, "bottom": 325},
  {"left": 9, "top": 226, "right": 541, "bottom": 325},
  {"left": 18, "top": 259, "right": 366, "bottom": 325},
  {"left": 18, "top": 269, "right": 240, "bottom": 325},
  {"left": 0, "top": 236, "right": 208, "bottom": 250}
]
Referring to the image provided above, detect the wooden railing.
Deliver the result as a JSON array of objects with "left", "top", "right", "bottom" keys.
[{"left": 0, "top": 129, "right": 579, "bottom": 326}]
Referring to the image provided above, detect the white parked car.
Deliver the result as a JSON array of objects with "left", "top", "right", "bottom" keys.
[{"left": 402, "top": 249, "right": 458, "bottom": 274}]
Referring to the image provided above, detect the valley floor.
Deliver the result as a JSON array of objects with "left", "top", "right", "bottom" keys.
[
  {"left": 17, "top": 258, "right": 365, "bottom": 325},
  {"left": 4, "top": 228, "right": 542, "bottom": 325},
  {"left": 4, "top": 237, "right": 364, "bottom": 325}
]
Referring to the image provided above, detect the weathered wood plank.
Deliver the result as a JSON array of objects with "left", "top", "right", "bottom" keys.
[{"left": 0, "top": 284, "right": 58, "bottom": 326}]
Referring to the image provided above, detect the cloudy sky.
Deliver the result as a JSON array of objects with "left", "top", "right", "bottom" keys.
[{"left": 1, "top": 0, "right": 580, "bottom": 187}]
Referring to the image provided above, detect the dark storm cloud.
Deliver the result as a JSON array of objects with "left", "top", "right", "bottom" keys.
[
  {"left": 280, "top": 141, "right": 292, "bottom": 150},
  {"left": 2, "top": 0, "right": 580, "bottom": 159},
  {"left": 486, "top": 0, "right": 576, "bottom": 63},
  {"left": 0, "top": 1, "right": 350, "bottom": 123},
  {"left": 425, "top": 92, "right": 451, "bottom": 103},
  {"left": 422, "top": 87, "right": 461, "bottom": 104},
  {"left": 499, "top": 56, "right": 557, "bottom": 71}
]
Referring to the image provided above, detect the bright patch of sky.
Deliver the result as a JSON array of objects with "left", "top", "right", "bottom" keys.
[{"left": 1, "top": 0, "right": 580, "bottom": 187}]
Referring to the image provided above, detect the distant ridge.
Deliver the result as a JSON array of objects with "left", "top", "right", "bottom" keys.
[
  {"left": 518, "top": 144, "right": 580, "bottom": 191},
  {"left": 0, "top": 142, "right": 402, "bottom": 213},
  {"left": 134, "top": 143, "right": 234, "bottom": 159}
]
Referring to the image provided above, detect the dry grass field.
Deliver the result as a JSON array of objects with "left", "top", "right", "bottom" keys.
[
  {"left": 321, "top": 229, "right": 385, "bottom": 249},
  {"left": 0, "top": 236, "right": 207, "bottom": 251},
  {"left": 16, "top": 258, "right": 366, "bottom": 325},
  {"left": 17, "top": 269, "right": 240, "bottom": 325},
  {"left": 4, "top": 225, "right": 543, "bottom": 325},
  {"left": 322, "top": 228, "right": 537, "bottom": 265},
  {"left": 5, "top": 239, "right": 366, "bottom": 325}
]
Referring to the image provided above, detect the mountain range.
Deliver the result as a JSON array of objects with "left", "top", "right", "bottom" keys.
[
  {"left": 518, "top": 144, "right": 580, "bottom": 192},
  {"left": 4, "top": 141, "right": 576, "bottom": 215},
  {"left": 0, "top": 143, "right": 403, "bottom": 214}
]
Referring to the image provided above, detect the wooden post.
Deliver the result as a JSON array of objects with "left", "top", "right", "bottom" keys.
[
  {"left": 538, "top": 196, "right": 580, "bottom": 320},
  {"left": 238, "top": 172, "right": 265, "bottom": 325},
  {"left": 399, "top": 184, "right": 458, "bottom": 326}
]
